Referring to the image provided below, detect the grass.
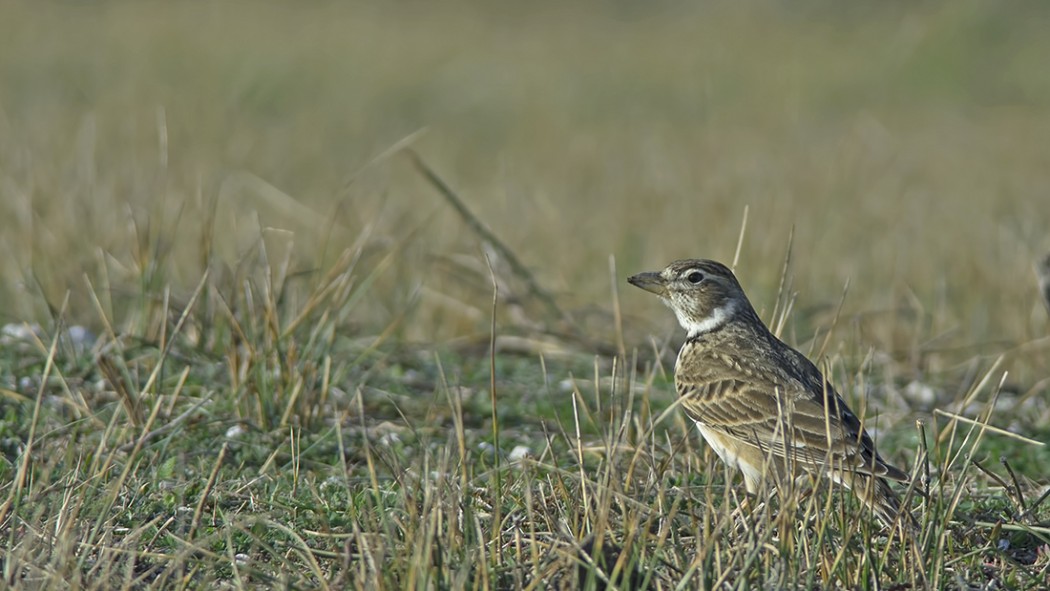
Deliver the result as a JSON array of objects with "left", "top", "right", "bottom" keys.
[{"left": 1, "top": 0, "right": 1050, "bottom": 588}]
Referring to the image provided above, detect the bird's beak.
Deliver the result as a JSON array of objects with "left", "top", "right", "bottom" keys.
[{"left": 627, "top": 272, "right": 667, "bottom": 296}]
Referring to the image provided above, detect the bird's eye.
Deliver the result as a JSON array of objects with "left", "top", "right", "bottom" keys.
[{"left": 686, "top": 271, "right": 705, "bottom": 284}]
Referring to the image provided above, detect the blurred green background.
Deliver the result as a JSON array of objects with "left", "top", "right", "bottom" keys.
[{"left": 1, "top": 0, "right": 1048, "bottom": 379}]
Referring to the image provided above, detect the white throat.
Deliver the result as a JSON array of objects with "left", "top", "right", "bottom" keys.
[{"left": 674, "top": 301, "right": 738, "bottom": 339}]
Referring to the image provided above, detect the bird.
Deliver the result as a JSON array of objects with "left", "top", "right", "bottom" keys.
[{"left": 628, "top": 258, "right": 911, "bottom": 528}]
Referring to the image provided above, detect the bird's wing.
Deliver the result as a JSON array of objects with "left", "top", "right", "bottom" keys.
[{"left": 676, "top": 357, "right": 907, "bottom": 481}]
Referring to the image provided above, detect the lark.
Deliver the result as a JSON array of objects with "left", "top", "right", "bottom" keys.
[{"left": 629, "top": 259, "right": 911, "bottom": 527}]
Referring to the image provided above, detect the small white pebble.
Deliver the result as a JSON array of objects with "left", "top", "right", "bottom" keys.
[
  {"left": 379, "top": 432, "right": 401, "bottom": 446},
  {"left": 66, "top": 325, "right": 96, "bottom": 347},
  {"left": 225, "top": 424, "right": 247, "bottom": 439},
  {"left": 477, "top": 441, "right": 495, "bottom": 455},
  {"left": 234, "top": 553, "right": 250, "bottom": 566},
  {"left": 508, "top": 445, "right": 531, "bottom": 461},
  {"left": 903, "top": 381, "right": 936, "bottom": 405},
  {"left": 998, "top": 538, "right": 1010, "bottom": 551},
  {"left": 1, "top": 323, "right": 40, "bottom": 341}
]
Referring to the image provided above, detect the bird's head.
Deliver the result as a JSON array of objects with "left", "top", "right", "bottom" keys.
[{"left": 628, "top": 259, "right": 754, "bottom": 338}]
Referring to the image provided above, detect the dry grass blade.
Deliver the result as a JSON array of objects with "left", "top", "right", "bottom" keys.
[
  {"left": 610, "top": 254, "right": 627, "bottom": 359},
  {"left": 218, "top": 171, "right": 341, "bottom": 233},
  {"left": 971, "top": 459, "right": 1015, "bottom": 504},
  {"left": 484, "top": 252, "right": 503, "bottom": 565},
  {"left": 932, "top": 408, "right": 1046, "bottom": 447},
  {"left": 1022, "top": 487, "right": 1050, "bottom": 521},
  {"left": 188, "top": 442, "right": 228, "bottom": 541},
  {"left": 999, "top": 456, "right": 1029, "bottom": 516},
  {"left": 731, "top": 205, "right": 749, "bottom": 271},
  {"left": 408, "top": 150, "right": 579, "bottom": 337},
  {"left": 96, "top": 353, "right": 142, "bottom": 427},
  {"left": 770, "top": 226, "right": 794, "bottom": 338}
]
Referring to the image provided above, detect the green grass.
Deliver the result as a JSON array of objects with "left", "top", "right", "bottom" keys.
[{"left": 1, "top": 0, "right": 1050, "bottom": 588}]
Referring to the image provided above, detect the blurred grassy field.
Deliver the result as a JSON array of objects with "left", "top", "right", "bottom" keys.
[
  {"left": 1, "top": 1, "right": 1049, "bottom": 588},
  {"left": 3, "top": 1, "right": 1049, "bottom": 343}
]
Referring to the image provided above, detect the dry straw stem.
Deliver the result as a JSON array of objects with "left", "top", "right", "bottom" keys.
[
  {"left": 408, "top": 150, "right": 581, "bottom": 340},
  {"left": 484, "top": 252, "right": 504, "bottom": 565},
  {"left": 933, "top": 408, "right": 1046, "bottom": 448}
]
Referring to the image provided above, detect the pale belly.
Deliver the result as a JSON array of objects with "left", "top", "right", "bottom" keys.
[{"left": 695, "top": 422, "right": 766, "bottom": 493}]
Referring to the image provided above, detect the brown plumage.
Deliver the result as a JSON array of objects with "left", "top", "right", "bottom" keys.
[{"left": 628, "top": 259, "right": 911, "bottom": 528}]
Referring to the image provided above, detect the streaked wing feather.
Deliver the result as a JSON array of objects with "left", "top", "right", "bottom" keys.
[{"left": 677, "top": 376, "right": 903, "bottom": 480}]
